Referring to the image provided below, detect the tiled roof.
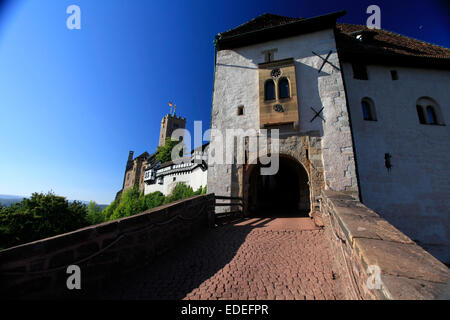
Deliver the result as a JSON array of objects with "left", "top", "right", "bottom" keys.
[
  {"left": 336, "top": 23, "right": 450, "bottom": 60},
  {"left": 217, "top": 13, "right": 450, "bottom": 61}
]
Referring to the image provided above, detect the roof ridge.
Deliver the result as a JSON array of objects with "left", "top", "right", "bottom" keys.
[{"left": 218, "top": 13, "right": 303, "bottom": 38}]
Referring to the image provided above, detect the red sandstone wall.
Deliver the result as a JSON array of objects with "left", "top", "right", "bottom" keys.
[{"left": 0, "top": 194, "right": 215, "bottom": 299}]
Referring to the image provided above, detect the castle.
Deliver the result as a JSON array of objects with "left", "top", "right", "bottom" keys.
[
  {"left": 206, "top": 12, "right": 450, "bottom": 264},
  {"left": 117, "top": 112, "right": 208, "bottom": 198},
  {"left": 117, "top": 113, "right": 186, "bottom": 198},
  {"left": 115, "top": 11, "right": 450, "bottom": 264}
]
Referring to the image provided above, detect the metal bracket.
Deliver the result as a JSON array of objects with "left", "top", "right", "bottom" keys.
[
  {"left": 312, "top": 50, "right": 340, "bottom": 73},
  {"left": 310, "top": 107, "right": 325, "bottom": 122}
]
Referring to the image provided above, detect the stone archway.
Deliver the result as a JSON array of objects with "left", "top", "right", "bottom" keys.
[{"left": 244, "top": 154, "right": 310, "bottom": 217}]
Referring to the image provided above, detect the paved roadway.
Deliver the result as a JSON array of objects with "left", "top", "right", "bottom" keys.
[{"left": 98, "top": 217, "right": 346, "bottom": 300}]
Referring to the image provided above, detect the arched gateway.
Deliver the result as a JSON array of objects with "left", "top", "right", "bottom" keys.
[{"left": 243, "top": 155, "right": 311, "bottom": 217}]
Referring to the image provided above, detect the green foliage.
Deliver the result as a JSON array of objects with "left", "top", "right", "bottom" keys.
[
  {"left": 86, "top": 201, "right": 106, "bottom": 225},
  {"left": 105, "top": 184, "right": 207, "bottom": 222},
  {"left": 163, "top": 183, "right": 191, "bottom": 203},
  {"left": 102, "top": 199, "right": 118, "bottom": 220},
  {"left": 142, "top": 191, "right": 165, "bottom": 209},
  {"left": 0, "top": 192, "right": 88, "bottom": 249},
  {"left": 0, "top": 184, "right": 209, "bottom": 250},
  {"left": 163, "top": 183, "right": 205, "bottom": 204},
  {"left": 109, "top": 187, "right": 145, "bottom": 220},
  {"left": 155, "top": 138, "right": 185, "bottom": 163}
]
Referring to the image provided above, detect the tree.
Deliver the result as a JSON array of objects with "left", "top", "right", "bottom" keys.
[
  {"left": 86, "top": 201, "right": 105, "bottom": 225},
  {"left": 0, "top": 192, "right": 89, "bottom": 249},
  {"left": 155, "top": 138, "right": 185, "bottom": 163},
  {"left": 109, "top": 187, "right": 146, "bottom": 220},
  {"left": 103, "top": 199, "right": 118, "bottom": 220}
]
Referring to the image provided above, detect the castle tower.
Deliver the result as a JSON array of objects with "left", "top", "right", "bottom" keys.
[{"left": 158, "top": 113, "right": 186, "bottom": 147}]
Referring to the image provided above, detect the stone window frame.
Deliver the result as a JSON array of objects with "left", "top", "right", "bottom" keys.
[
  {"left": 278, "top": 77, "right": 291, "bottom": 100},
  {"left": 264, "top": 79, "right": 276, "bottom": 101},
  {"left": 416, "top": 97, "right": 445, "bottom": 126},
  {"left": 258, "top": 58, "right": 299, "bottom": 128}
]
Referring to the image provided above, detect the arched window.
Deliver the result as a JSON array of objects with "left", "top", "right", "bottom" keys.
[
  {"left": 361, "top": 98, "right": 376, "bottom": 121},
  {"left": 264, "top": 80, "right": 275, "bottom": 101},
  {"left": 416, "top": 105, "right": 426, "bottom": 124},
  {"left": 416, "top": 97, "right": 443, "bottom": 125},
  {"left": 426, "top": 106, "right": 437, "bottom": 124},
  {"left": 278, "top": 78, "right": 290, "bottom": 99}
]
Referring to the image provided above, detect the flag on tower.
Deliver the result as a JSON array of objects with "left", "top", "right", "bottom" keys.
[{"left": 169, "top": 101, "right": 176, "bottom": 115}]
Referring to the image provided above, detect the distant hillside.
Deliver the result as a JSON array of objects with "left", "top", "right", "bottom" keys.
[
  {"left": 0, "top": 195, "right": 25, "bottom": 207},
  {"left": 0, "top": 194, "right": 107, "bottom": 210}
]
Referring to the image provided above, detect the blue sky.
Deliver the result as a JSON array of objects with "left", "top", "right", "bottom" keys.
[{"left": 0, "top": 0, "right": 448, "bottom": 204}]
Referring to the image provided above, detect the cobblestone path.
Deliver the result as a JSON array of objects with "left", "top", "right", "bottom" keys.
[{"left": 99, "top": 217, "right": 346, "bottom": 300}]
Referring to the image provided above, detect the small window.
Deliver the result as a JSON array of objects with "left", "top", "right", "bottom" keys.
[
  {"left": 264, "top": 80, "right": 275, "bottom": 101},
  {"left": 237, "top": 105, "right": 244, "bottom": 116},
  {"left": 416, "top": 105, "right": 426, "bottom": 124},
  {"left": 278, "top": 78, "right": 290, "bottom": 99},
  {"left": 426, "top": 106, "right": 437, "bottom": 124},
  {"left": 362, "top": 101, "right": 371, "bottom": 120},
  {"left": 361, "top": 98, "right": 376, "bottom": 121},
  {"left": 352, "top": 63, "right": 368, "bottom": 80},
  {"left": 390, "top": 70, "right": 398, "bottom": 80},
  {"left": 173, "top": 177, "right": 176, "bottom": 182},
  {"left": 416, "top": 97, "right": 444, "bottom": 125}
]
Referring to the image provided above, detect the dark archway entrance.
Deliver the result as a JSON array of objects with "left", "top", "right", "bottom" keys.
[{"left": 246, "top": 155, "right": 310, "bottom": 217}]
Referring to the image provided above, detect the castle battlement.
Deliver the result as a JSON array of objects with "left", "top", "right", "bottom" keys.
[{"left": 163, "top": 113, "right": 186, "bottom": 121}]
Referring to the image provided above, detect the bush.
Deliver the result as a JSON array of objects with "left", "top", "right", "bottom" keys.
[
  {"left": 106, "top": 184, "right": 207, "bottom": 221},
  {"left": 142, "top": 191, "right": 165, "bottom": 210},
  {"left": 163, "top": 183, "right": 195, "bottom": 204}
]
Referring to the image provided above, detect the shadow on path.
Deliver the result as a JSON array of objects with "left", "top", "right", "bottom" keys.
[{"left": 93, "top": 216, "right": 342, "bottom": 300}]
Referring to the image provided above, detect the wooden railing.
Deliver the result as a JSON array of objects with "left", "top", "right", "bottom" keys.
[{"left": 214, "top": 195, "right": 245, "bottom": 225}]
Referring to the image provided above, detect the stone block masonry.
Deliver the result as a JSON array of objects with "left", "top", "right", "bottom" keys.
[
  {"left": 0, "top": 194, "right": 215, "bottom": 299},
  {"left": 318, "top": 190, "right": 450, "bottom": 299}
]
